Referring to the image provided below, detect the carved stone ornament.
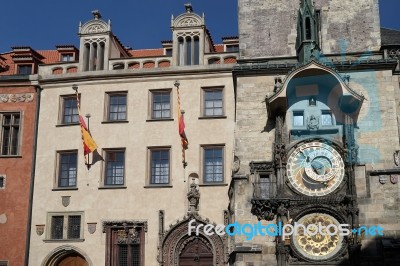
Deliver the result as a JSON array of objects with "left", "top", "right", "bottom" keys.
[
  {"left": 87, "top": 222, "right": 97, "bottom": 234},
  {"left": 86, "top": 23, "right": 107, "bottom": 34},
  {"left": 232, "top": 156, "right": 240, "bottom": 173},
  {"left": 379, "top": 175, "right": 387, "bottom": 184},
  {"left": 390, "top": 175, "right": 398, "bottom": 184},
  {"left": 394, "top": 151, "right": 400, "bottom": 167},
  {"left": 36, "top": 224, "right": 45, "bottom": 236},
  {"left": 61, "top": 196, "right": 70, "bottom": 207},
  {"left": 0, "top": 93, "right": 34, "bottom": 103},
  {"left": 116, "top": 226, "right": 140, "bottom": 244}
]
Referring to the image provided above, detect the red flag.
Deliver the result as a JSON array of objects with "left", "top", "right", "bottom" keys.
[
  {"left": 76, "top": 92, "right": 98, "bottom": 156},
  {"left": 179, "top": 111, "right": 188, "bottom": 149}
]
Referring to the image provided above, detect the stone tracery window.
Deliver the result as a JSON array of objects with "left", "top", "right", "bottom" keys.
[
  {"left": 103, "top": 221, "right": 146, "bottom": 266},
  {"left": 83, "top": 39, "right": 106, "bottom": 71},
  {"left": 177, "top": 34, "right": 200, "bottom": 66}
]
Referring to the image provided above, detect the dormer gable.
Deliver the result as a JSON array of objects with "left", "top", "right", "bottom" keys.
[
  {"left": 170, "top": 4, "right": 214, "bottom": 66},
  {"left": 11, "top": 46, "right": 44, "bottom": 75},
  {"left": 56, "top": 45, "right": 79, "bottom": 62},
  {"left": 78, "top": 10, "right": 130, "bottom": 72}
]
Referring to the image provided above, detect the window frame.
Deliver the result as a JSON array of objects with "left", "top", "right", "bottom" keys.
[
  {"left": 61, "top": 53, "right": 74, "bottom": 62},
  {"left": 105, "top": 92, "right": 128, "bottom": 122},
  {"left": 201, "top": 87, "right": 225, "bottom": 118},
  {"left": 45, "top": 212, "right": 84, "bottom": 242},
  {"left": 202, "top": 145, "right": 225, "bottom": 184},
  {"left": 102, "top": 148, "right": 126, "bottom": 187},
  {"left": 104, "top": 221, "right": 146, "bottom": 266},
  {"left": 292, "top": 110, "right": 305, "bottom": 127},
  {"left": 59, "top": 94, "right": 80, "bottom": 126},
  {"left": 0, "top": 112, "right": 21, "bottom": 156},
  {"left": 56, "top": 150, "right": 78, "bottom": 189},
  {"left": 225, "top": 44, "right": 239, "bottom": 52},
  {"left": 321, "top": 110, "right": 334, "bottom": 126},
  {"left": 17, "top": 64, "right": 33, "bottom": 75},
  {"left": 150, "top": 89, "right": 172, "bottom": 120},
  {"left": 148, "top": 147, "right": 171, "bottom": 186}
]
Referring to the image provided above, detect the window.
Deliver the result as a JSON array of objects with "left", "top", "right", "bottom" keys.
[
  {"left": 1, "top": 113, "right": 21, "bottom": 156},
  {"left": 150, "top": 148, "right": 170, "bottom": 184},
  {"left": 61, "top": 95, "right": 79, "bottom": 124},
  {"left": 48, "top": 213, "right": 83, "bottom": 240},
  {"left": 57, "top": 151, "right": 77, "bottom": 187},
  {"left": 0, "top": 261, "right": 8, "bottom": 266},
  {"left": 226, "top": 44, "right": 239, "bottom": 52},
  {"left": 107, "top": 93, "right": 127, "bottom": 121},
  {"left": 61, "top": 53, "right": 74, "bottom": 62},
  {"left": 104, "top": 149, "right": 125, "bottom": 186},
  {"left": 293, "top": 111, "right": 304, "bottom": 126},
  {"left": 17, "top": 65, "right": 32, "bottom": 75},
  {"left": 203, "top": 88, "right": 223, "bottom": 116},
  {"left": 104, "top": 221, "right": 146, "bottom": 266},
  {"left": 203, "top": 146, "right": 224, "bottom": 183},
  {"left": 165, "top": 48, "right": 172, "bottom": 56},
  {"left": 151, "top": 91, "right": 171, "bottom": 119},
  {"left": 321, "top": 110, "right": 333, "bottom": 126},
  {"left": 177, "top": 35, "right": 200, "bottom": 66},
  {"left": 259, "top": 174, "right": 271, "bottom": 198},
  {"left": 0, "top": 176, "right": 5, "bottom": 189}
]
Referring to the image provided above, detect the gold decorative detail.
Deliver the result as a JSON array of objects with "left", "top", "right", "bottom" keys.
[{"left": 293, "top": 213, "right": 343, "bottom": 260}]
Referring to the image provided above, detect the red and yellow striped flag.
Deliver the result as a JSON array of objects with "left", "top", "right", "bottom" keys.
[
  {"left": 177, "top": 86, "right": 188, "bottom": 150},
  {"left": 76, "top": 92, "right": 97, "bottom": 156}
]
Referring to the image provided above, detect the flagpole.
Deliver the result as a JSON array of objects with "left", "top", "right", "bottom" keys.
[
  {"left": 85, "top": 113, "right": 91, "bottom": 169},
  {"left": 174, "top": 80, "right": 188, "bottom": 169}
]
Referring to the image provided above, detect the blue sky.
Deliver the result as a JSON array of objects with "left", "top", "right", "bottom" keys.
[{"left": 0, "top": 0, "right": 399, "bottom": 52}]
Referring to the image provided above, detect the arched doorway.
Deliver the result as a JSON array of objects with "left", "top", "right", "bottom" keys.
[
  {"left": 57, "top": 254, "right": 87, "bottom": 266},
  {"left": 179, "top": 237, "right": 213, "bottom": 266},
  {"left": 41, "top": 245, "right": 92, "bottom": 266},
  {"left": 159, "top": 214, "right": 227, "bottom": 266}
]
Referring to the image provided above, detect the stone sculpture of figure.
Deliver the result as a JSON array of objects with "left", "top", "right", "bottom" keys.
[
  {"left": 307, "top": 114, "right": 319, "bottom": 130},
  {"left": 187, "top": 181, "right": 200, "bottom": 212}
]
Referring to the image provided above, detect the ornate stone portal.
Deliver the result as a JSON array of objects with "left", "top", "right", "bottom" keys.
[{"left": 157, "top": 213, "right": 227, "bottom": 266}]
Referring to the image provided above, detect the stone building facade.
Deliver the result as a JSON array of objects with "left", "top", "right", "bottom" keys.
[
  {"left": 0, "top": 48, "right": 39, "bottom": 266},
  {"left": 27, "top": 5, "right": 237, "bottom": 266},
  {"left": 229, "top": 0, "right": 400, "bottom": 265}
]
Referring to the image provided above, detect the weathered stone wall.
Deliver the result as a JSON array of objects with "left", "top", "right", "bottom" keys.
[
  {"left": 234, "top": 75, "right": 276, "bottom": 176},
  {"left": 239, "top": 0, "right": 381, "bottom": 59}
]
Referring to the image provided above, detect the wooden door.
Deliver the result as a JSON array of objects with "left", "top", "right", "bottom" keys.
[
  {"left": 57, "top": 255, "right": 88, "bottom": 266},
  {"left": 179, "top": 238, "right": 213, "bottom": 266}
]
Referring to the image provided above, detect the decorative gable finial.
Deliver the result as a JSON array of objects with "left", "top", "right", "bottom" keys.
[
  {"left": 92, "top": 10, "right": 102, "bottom": 20},
  {"left": 184, "top": 3, "right": 193, "bottom": 13}
]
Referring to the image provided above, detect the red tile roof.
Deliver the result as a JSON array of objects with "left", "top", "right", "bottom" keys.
[
  {"left": 129, "top": 48, "right": 165, "bottom": 57},
  {"left": 214, "top": 44, "right": 224, "bottom": 53},
  {"left": 1, "top": 42, "right": 234, "bottom": 76}
]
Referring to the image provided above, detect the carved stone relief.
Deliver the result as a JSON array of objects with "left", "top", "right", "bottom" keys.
[{"left": 0, "top": 93, "right": 34, "bottom": 103}]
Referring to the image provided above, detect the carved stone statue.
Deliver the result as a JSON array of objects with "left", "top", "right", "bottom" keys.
[
  {"left": 187, "top": 181, "right": 200, "bottom": 212},
  {"left": 307, "top": 114, "right": 319, "bottom": 130}
]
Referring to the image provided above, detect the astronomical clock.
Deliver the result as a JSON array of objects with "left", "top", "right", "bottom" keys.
[{"left": 286, "top": 141, "right": 345, "bottom": 197}]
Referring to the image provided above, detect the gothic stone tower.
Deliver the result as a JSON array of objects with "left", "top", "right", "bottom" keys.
[{"left": 229, "top": 0, "right": 400, "bottom": 265}]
